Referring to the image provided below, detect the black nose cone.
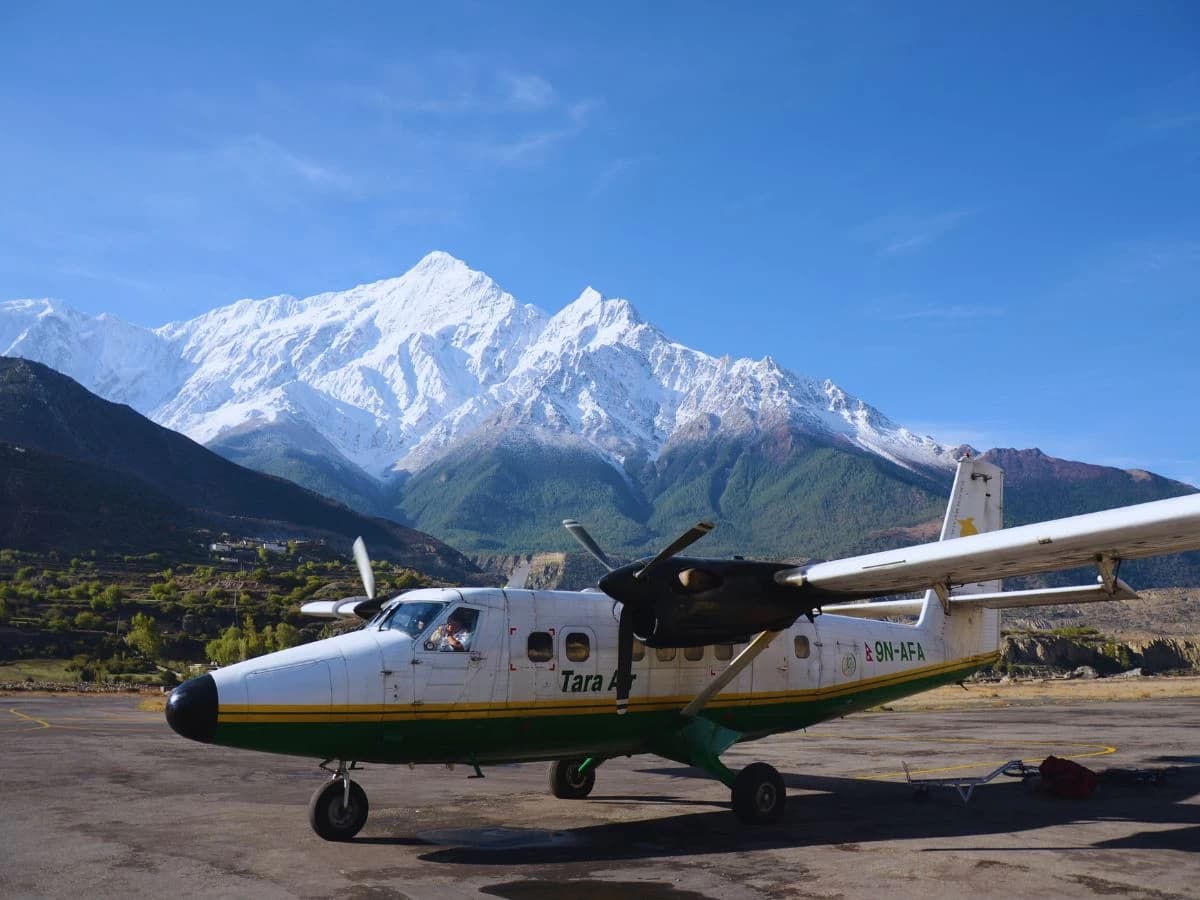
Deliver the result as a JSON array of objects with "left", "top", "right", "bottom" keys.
[{"left": 166, "top": 674, "right": 217, "bottom": 743}]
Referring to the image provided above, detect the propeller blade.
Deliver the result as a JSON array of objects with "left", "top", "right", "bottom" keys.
[
  {"left": 352, "top": 536, "right": 375, "bottom": 601},
  {"left": 615, "top": 604, "right": 634, "bottom": 715},
  {"left": 562, "top": 519, "right": 616, "bottom": 572},
  {"left": 634, "top": 521, "right": 715, "bottom": 580}
]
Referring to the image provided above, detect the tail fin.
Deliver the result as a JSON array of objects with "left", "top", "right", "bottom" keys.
[{"left": 917, "top": 455, "right": 1004, "bottom": 657}]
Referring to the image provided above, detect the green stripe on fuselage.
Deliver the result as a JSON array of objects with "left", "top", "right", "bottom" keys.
[{"left": 211, "top": 657, "right": 989, "bottom": 764}]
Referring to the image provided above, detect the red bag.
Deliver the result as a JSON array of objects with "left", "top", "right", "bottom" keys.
[{"left": 1039, "top": 755, "right": 1098, "bottom": 798}]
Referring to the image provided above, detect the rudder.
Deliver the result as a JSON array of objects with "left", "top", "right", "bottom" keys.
[{"left": 917, "top": 455, "right": 1004, "bottom": 659}]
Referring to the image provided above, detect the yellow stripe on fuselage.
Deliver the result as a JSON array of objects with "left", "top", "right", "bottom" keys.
[{"left": 216, "top": 651, "right": 997, "bottom": 725}]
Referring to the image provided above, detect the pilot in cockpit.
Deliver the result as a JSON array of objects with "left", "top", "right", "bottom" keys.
[{"left": 432, "top": 609, "right": 476, "bottom": 652}]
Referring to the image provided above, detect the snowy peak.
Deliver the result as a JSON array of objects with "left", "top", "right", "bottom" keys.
[
  {"left": 2, "top": 297, "right": 188, "bottom": 411},
  {"left": 0, "top": 252, "right": 958, "bottom": 481}
]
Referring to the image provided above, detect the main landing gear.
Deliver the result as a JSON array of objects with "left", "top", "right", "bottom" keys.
[
  {"left": 548, "top": 758, "right": 597, "bottom": 799},
  {"left": 731, "top": 762, "right": 786, "bottom": 824},
  {"left": 643, "top": 717, "right": 787, "bottom": 825},
  {"left": 547, "top": 752, "right": 785, "bottom": 824},
  {"left": 309, "top": 759, "right": 368, "bottom": 841}
]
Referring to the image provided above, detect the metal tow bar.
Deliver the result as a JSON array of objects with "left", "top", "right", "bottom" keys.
[{"left": 902, "top": 759, "right": 1040, "bottom": 805}]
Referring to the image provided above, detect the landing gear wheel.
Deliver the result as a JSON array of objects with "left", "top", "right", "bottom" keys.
[
  {"left": 732, "top": 762, "right": 786, "bottom": 824},
  {"left": 309, "top": 779, "right": 369, "bottom": 841},
  {"left": 549, "top": 759, "right": 596, "bottom": 799}
]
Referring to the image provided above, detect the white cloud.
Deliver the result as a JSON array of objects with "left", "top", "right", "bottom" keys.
[
  {"left": 853, "top": 209, "right": 974, "bottom": 256},
  {"left": 502, "top": 73, "right": 556, "bottom": 110},
  {"left": 218, "top": 135, "right": 357, "bottom": 193},
  {"left": 477, "top": 100, "right": 596, "bottom": 165},
  {"left": 590, "top": 155, "right": 652, "bottom": 198}
]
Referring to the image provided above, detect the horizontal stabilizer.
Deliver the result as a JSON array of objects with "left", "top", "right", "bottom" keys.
[
  {"left": 300, "top": 596, "right": 372, "bottom": 619},
  {"left": 823, "top": 578, "right": 1139, "bottom": 619}
]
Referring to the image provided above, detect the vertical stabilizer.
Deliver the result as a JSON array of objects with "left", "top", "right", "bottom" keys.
[{"left": 917, "top": 456, "right": 1004, "bottom": 658}]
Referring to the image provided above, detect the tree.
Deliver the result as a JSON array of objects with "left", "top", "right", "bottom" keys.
[
  {"left": 205, "top": 625, "right": 243, "bottom": 666},
  {"left": 92, "top": 584, "right": 122, "bottom": 611},
  {"left": 239, "top": 615, "right": 266, "bottom": 659},
  {"left": 204, "top": 615, "right": 274, "bottom": 665},
  {"left": 125, "top": 612, "right": 163, "bottom": 660},
  {"left": 272, "top": 621, "right": 301, "bottom": 651}
]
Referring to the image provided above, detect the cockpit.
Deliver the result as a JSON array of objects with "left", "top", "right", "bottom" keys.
[
  {"left": 366, "top": 589, "right": 479, "bottom": 652},
  {"left": 376, "top": 600, "right": 445, "bottom": 638}
]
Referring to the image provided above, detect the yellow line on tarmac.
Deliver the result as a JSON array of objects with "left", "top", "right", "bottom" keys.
[
  {"left": 8, "top": 708, "right": 52, "bottom": 729},
  {"left": 816, "top": 732, "right": 1117, "bottom": 780}
]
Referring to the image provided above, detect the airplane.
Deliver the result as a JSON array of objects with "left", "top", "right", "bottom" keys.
[{"left": 165, "top": 455, "right": 1200, "bottom": 840}]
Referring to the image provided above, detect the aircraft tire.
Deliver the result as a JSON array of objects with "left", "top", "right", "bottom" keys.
[
  {"left": 548, "top": 759, "right": 596, "bottom": 799},
  {"left": 732, "top": 762, "right": 786, "bottom": 824},
  {"left": 309, "top": 779, "right": 369, "bottom": 841}
]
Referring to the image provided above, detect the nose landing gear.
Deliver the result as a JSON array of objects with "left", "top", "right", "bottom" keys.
[{"left": 309, "top": 759, "right": 369, "bottom": 841}]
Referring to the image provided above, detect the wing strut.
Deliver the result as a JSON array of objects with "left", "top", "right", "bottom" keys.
[{"left": 680, "top": 629, "right": 784, "bottom": 720}]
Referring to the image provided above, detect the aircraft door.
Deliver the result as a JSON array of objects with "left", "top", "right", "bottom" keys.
[
  {"left": 787, "top": 624, "right": 822, "bottom": 692},
  {"left": 413, "top": 601, "right": 498, "bottom": 706},
  {"left": 508, "top": 592, "right": 567, "bottom": 703},
  {"left": 750, "top": 634, "right": 791, "bottom": 696}
]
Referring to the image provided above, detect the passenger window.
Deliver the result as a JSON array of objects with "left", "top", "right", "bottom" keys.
[
  {"left": 656, "top": 646, "right": 677, "bottom": 662},
  {"left": 632, "top": 639, "right": 646, "bottom": 661},
  {"left": 684, "top": 646, "right": 704, "bottom": 662},
  {"left": 527, "top": 632, "right": 553, "bottom": 662},
  {"left": 565, "top": 632, "right": 590, "bottom": 662},
  {"left": 794, "top": 635, "right": 810, "bottom": 659},
  {"left": 714, "top": 644, "right": 733, "bottom": 661}
]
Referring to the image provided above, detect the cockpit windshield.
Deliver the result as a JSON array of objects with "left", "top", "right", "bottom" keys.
[{"left": 378, "top": 601, "right": 446, "bottom": 639}]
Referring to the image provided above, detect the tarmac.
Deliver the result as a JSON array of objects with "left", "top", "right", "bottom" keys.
[{"left": 1, "top": 691, "right": 1197, "bottom": 900}]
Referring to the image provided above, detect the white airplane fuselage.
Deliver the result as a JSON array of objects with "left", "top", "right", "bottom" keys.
[{"left": 195, "top": 586, "right": 993, "bottom": 765}]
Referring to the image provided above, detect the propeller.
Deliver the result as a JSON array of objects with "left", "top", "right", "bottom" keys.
[
  {"left": 615, "top": 603, "right": 634, "bottom": 715},
  {"left": 344, "top": 537, "right": 386, "bottom": 620},
  {"left": 561, "top": 518, "right": 716, "bottom": 715},
  {"left": 562, "top": 519, "right": 616, "bottom": 572},
  {"left": 634, "top": 521, "right": 713, "bottom": 580},
  {"left": 353, "top": 536, "right": 375, "bottom": 601}
]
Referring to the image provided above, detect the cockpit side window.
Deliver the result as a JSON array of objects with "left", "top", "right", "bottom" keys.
[
  {"left": 379, "top": 601, "right": 446, "bottom": 638},
  {"left": 424, "top": 607, "right": 480, "bottom": 652}
]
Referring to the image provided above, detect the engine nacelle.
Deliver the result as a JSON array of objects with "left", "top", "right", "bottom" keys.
[{"left": 602, "top": 557, "right": 812, "bottom": 648}]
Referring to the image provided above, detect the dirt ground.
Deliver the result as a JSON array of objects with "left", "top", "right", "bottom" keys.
[
  {"left": 887, "top": 674, "right": 1200, "bottom": 709},
  {"left": 2, "top": 689, "right": 1198, "bottom": 900}
]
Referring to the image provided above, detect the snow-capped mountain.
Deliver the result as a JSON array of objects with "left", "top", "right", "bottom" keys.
[{"left": 0, "top": 251, "right": 960, "bottom": 481}]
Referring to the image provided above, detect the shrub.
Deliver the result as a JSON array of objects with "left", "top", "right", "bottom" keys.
[
  {"left": 74, "top": 610, "right": 104, "bottom": 630},
  {"left": 125, "top": 612, "right": 164, "bottom": 660}
]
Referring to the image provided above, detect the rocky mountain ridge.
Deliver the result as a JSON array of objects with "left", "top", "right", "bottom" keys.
[
  {"left": 0, "top": 357, "right": 479, "bottom": 578},
  {"left": 1, "top": 252, "right": 958, "bottom": 487}
]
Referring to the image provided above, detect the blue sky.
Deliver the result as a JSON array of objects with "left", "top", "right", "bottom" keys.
[{"left": 2, "top": 2, "right": 1198, "bottom": 483}]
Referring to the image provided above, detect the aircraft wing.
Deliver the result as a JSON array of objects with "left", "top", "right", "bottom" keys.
[
  {"left": 300, "top": 597, "right": 373, "bottom": 619},
  {"left": 778, "top": 492, "right": 1200, "bottom": 598},
  {"left": 822, "top": 579, "right": 1141, "bottom": 618}
]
